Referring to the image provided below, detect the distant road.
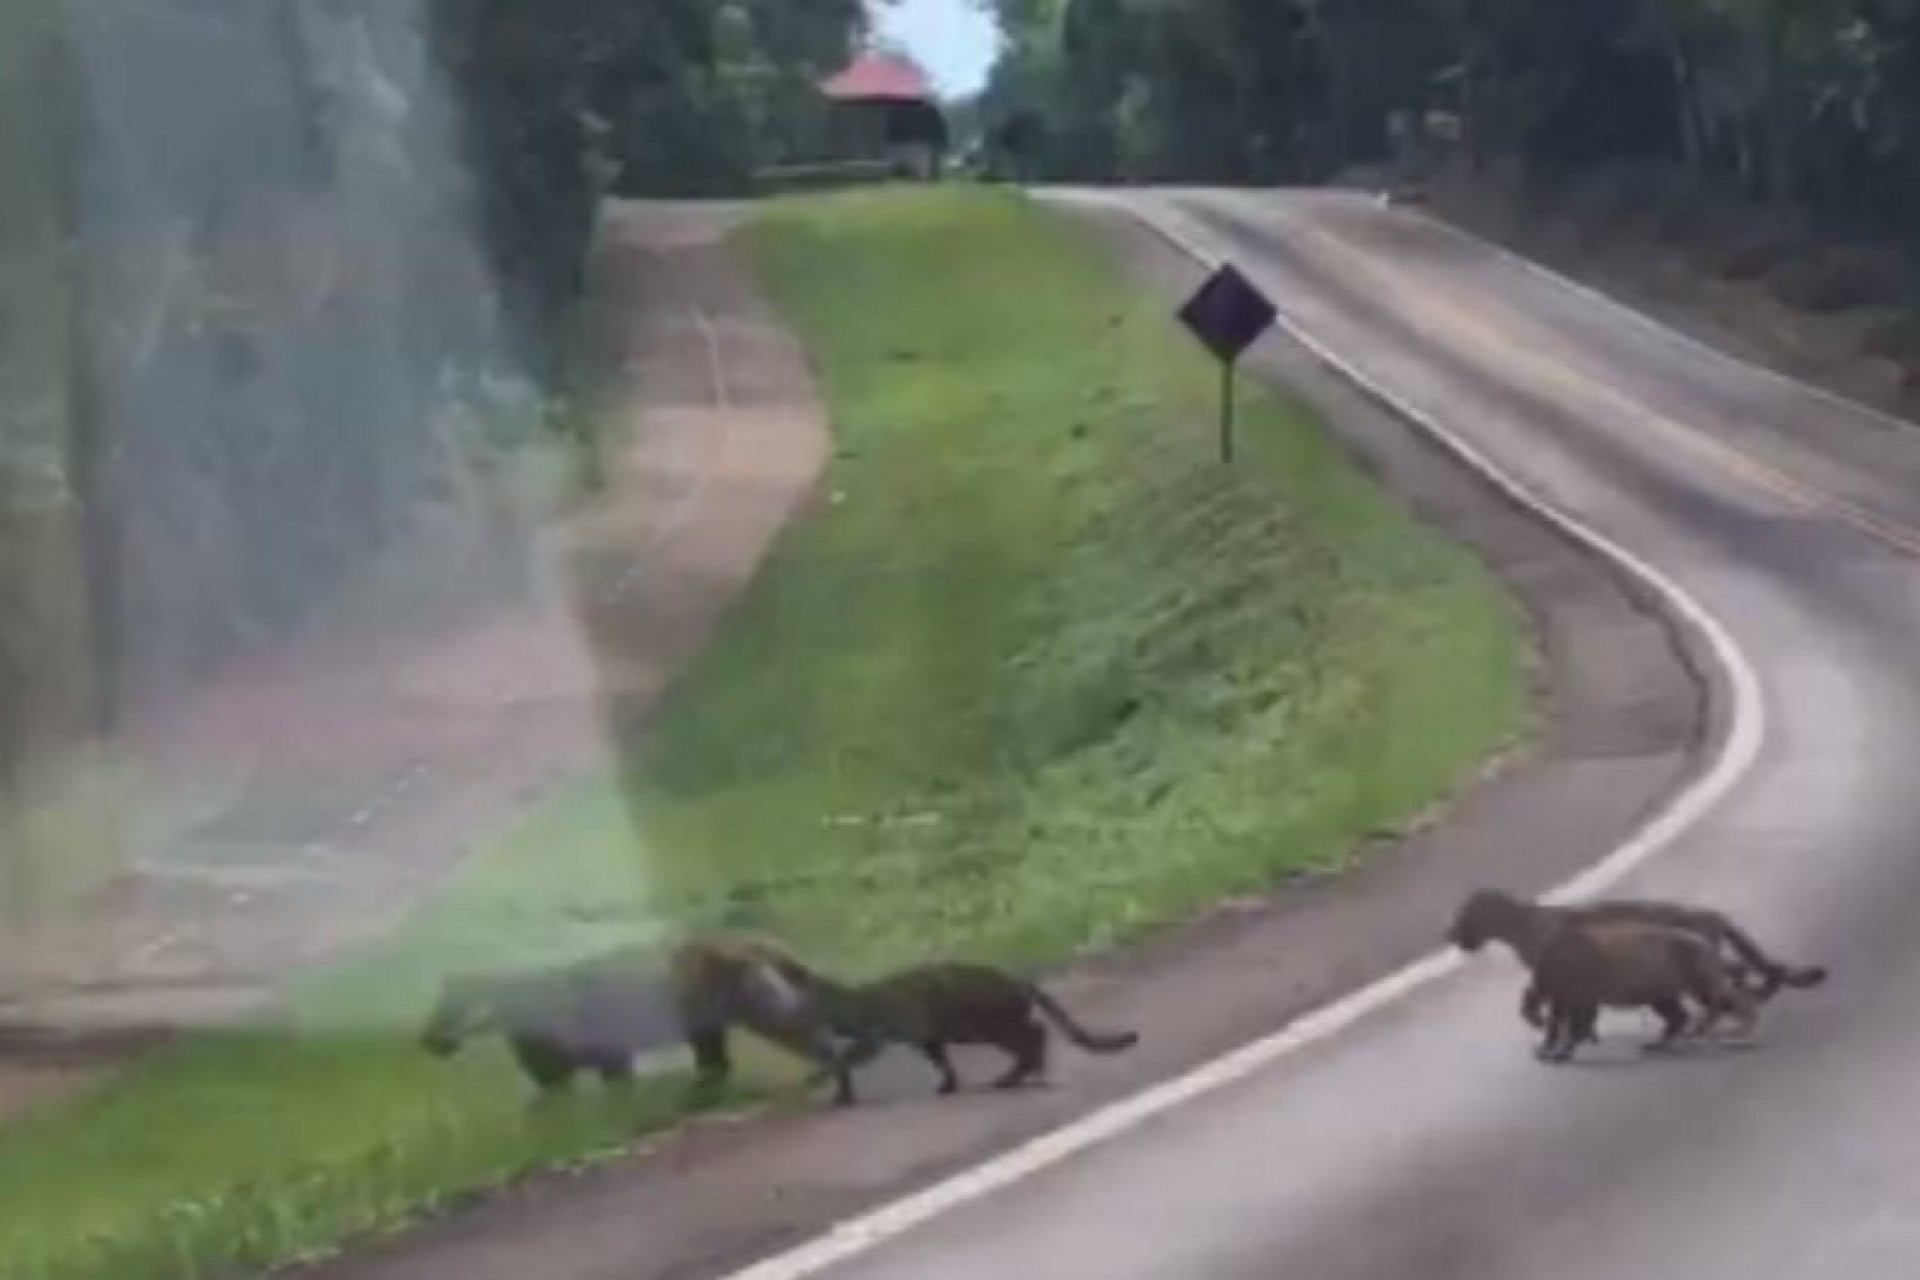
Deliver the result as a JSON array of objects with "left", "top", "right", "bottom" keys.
[{"left": 792, "top": 187, "right": 1920, "bottom": 1279}]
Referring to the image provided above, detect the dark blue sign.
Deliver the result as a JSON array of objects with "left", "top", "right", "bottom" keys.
[{"left": 1177, "top": 263, "right": 1278, "bottom": 365}]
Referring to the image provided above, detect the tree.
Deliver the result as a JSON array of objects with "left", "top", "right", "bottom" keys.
[{"left": 977, "top": 0, "right": 1920, "bottom": 260}]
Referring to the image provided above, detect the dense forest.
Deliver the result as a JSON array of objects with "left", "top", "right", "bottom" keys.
[
  {"left": 979, "top": 0, "right": 1920, "bottom": 251},
  {"left": 436, "top": 0, "right": 872, "bottom": 363}
]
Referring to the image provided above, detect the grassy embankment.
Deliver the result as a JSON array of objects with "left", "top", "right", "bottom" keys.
[{"left": 0, "top": 187, "right": 1526, "bottom": 1280}]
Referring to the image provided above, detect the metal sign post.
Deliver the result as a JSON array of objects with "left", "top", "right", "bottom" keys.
[
  {"left": 1176, "top": 262, "right": 1279, "bottom": 465},
  {"left": 1220, "top": 359, "right": 1237, "bottom": 464}
]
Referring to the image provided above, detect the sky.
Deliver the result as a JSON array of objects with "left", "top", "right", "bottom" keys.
[{"left": 870, "top": 0, "right": 1001, "bottom": 97}]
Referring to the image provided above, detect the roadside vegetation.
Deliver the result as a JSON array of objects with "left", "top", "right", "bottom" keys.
[{"left": 0, "top": 188, "right": 1525, "bottom": 1280}]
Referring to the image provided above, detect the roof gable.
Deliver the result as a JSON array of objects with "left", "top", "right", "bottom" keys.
[{"left": 821, "top": 53, "right": 935, "bottom": 103}]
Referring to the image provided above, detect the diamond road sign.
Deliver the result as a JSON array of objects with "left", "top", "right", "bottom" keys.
[{"left": 1177, "top": 263, "right": 1278, "bottom": 365}]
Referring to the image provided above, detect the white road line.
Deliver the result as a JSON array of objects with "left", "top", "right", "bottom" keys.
[{"left": 714, "top": 189, "right": 1767, "bottom": 1280}]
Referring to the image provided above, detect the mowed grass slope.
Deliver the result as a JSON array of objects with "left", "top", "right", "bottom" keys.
[
  {"left": 0, "top": 187, "right": 1526, "bottom": 1280},
  {"left": 634, "top": 187, "right": 1528, "bottom": 971}
]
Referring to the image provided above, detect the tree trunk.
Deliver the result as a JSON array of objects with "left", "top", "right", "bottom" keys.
[
  {"left": 51, "top": 23, "right": 121, "bottom": 736},
  {"left": 1755, "top": 12, "right": 1796, "bottom": 204},
  {"left": 1655, "top": 13, "right": 1704, "bottom": 172}
]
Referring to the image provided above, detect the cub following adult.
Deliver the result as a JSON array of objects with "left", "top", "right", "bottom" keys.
[
  {"left": 793, "top": 962, "right": 1140, "bottom": 1104},
  {"left": 420, "top": 934, "right": 852, "bottom": 1100},
  {"left": 1448, "top": 889, "right": 1758, "bottom": 1061}
]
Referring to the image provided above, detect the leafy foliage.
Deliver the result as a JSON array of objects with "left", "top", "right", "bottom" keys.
[
  {"left": 432, "top": 0, "right": 874, "bottom": 364},
  {"left": 978, "top": 0, "right": 1920, "bottom": 247}
]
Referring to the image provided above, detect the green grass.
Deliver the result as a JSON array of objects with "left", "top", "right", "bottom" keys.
[
  {"left": 0, "top": 187, "right": 1527, "bottom": 1280},
  {"left": 630, "top": 187, "right": 1528, "bottom": 972}
]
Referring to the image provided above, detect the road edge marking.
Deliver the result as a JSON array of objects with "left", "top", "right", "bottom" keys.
[
  {"left": 713, "top": 189, "right": 1767, "bottom": 1280},
  {"left": 1111, "top": 189, "right": 1764, "bottom": 902}
]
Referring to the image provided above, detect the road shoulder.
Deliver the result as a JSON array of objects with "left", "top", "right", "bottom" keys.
[{"left": 293, "top": 201, "right": 1710, "bottom": 1280}]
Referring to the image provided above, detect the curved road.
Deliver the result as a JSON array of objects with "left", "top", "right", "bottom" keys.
[{"left": 761, "top": 188, "right": 1920, "bottom": 1279}]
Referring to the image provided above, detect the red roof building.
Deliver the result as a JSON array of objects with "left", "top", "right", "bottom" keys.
[
  {"left": 820, "top": 53, "right": 936, "bottom": 104},
  {"left": 816, "top": 51, "right": 949, "bottom": 180}
]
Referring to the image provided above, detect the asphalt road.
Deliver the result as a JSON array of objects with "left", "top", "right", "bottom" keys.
[{"left": 791, "top": 189, "right": 1920, "bottom": 1280}]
